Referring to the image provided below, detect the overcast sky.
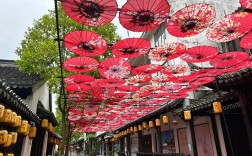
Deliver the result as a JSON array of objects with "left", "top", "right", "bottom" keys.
[{"left": 0, "top": 0, "right": 141, "bottom": 60}]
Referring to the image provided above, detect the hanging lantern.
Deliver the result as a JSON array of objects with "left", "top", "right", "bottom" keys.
[
  {"left": 213, "top": 101, "right": 223, "bottom": 113},
  {"left": 3, "top": 134, "right": 12, "bottom": 147},
  {"left": 41, "top": 119, "right": 48, "bottom": 128},
  {"left": 134, "top": 126, "right": 138, "bottom": 132},
  {"left": 13, "top": 116, "right": 22, "bottom": 127},
  {"left": 0, "top": 109, "right": 12, "bottom": 123},
  {"left": 124, "top": 130, "right": 127, "bottom": 135},
  {"left": 130, "top": 127, "right": 134, "bottom": 132},
  {"left": 127, "top": 128, "right": 130, "bottom": 134},
  {"left": 142, "top": 122, "right": 147, "bottom": 129},
  {"left": 0, "top": 104, "right": 5, "bottom": 118},
  {"left": 184, "top": 111, "right": 191, "bottom": 120},
  {"left": 28, "top": 127, "right": 37, "bottom": 139},
  {"left": 10, "top": 112, "right": 17, "bottom": 125},
  {"left": 155, "top": 119, "right": 161, "bottom": 126},
  {"left": 0, "top": 153, "right": 3, "bottom": 156},
  {"left": 6, "top": 154, "right": 14, "bottom": 156},
  {"left": 163, "top": 115, "right": 169, "bottom": 124},
  {"left": 0, "top": 130, "right": 8, "bottom": 144},
  {"left": 138, "top": 125, "right": 142, "bottom": 131},
  {"left": 48, "top": 122, "right": 53, "bottom": 132},
  {"left": 52, "top": 126, "right": 56, "bottom": 133},
  {"left": 24, "top": 124, "right": 31, "bottom": 136},
  {"left": 10, "top": 132, "right": 17, "bottom": 144},
  {"left": 17, "top": 120, "right": 29, "bottom": 134},
  {"left": 149, "top": 121, "right": 154, "bottom": 128}
]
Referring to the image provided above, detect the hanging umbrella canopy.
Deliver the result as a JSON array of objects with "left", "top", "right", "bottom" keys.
[
  {"left": 132, "top": 64, "right": 162, "bottom": 75},
  {"left": 207, "top": 12, "right": 252, "bottom": 42},
  {"left": 68, "top": 115, "right": 82, "bottom": 122},
  {"left": 181, "top": 45, "right": 219, "bottom": 63},
  {"left": 191, "top": 77, "right": 215, "bottom": 86},
  {"left": 191, "top": 69, "right": 223, "bottom": 77},
  {"left": 170, "top": 75, "right": 197, "bottom": 84},
  {"left": 179, "top": 85, "right": 199, "bottom": 93},
  {"left": 161, "top": 84, "right": 182, "bottom": 92},
  {"left": 148, "top": 42, "right": 186, "bottom": 61},
  {"left": 235, "top": 57, "right": 252, "bottom": 69},
  {"left": 140, "top": 84, "right": 161, "bottom": 92},
  {"left": 127, "top": 75, "right": 152, "bottom": 84},
  {"left": 69, "top": 108, "right": 83, "bottom": 115},
  {"left": 240, "top": 0, "right": 252, "bottom": 10},
  {"left": 151, "top": 74, "right": 175, "bottom": 83},
  {"left": 84, "top": 104, "right": 100, "bottom": 112},
  {"left": 65, "top": 74, "right": 94, "bottom": 85},
  {"left": 240, "top": 32, "right": 252, "bottom": 49},
  {"left": 66, "top": 93, "right": 90, "bottom": 99},
  {"left": 91, "top": 87, "right": 115, "bottom": 100},
  {"left": 98, "top": 57, "right": 131, "bottom": 79},
  {"left": 168, "top": 92, "right": 189, "bottom": 100},
  {"left": 161, "top": 65, "right": 190, "bottom": 75},
  {"left": 65, "top": 84, "right": 91, "bottom": 92},
  {"left": 111, "top": 38, "right": 151, "bottom": 58},
  {"left": 63, "top": 56, "right": 99, "bottom": 72},
  {"left": 97, "top": 79, "right": 126, "bottom": 88},
  {"left": 64, "top": 30, "right": 108, "bottom": 57},
  {"left": 210, "top": 51, "right": 249, "bottom": 68},
  {"left": 167, "top": 3, "right": 216, "bottom": 37},
  {"left": 117, "top": 85, "right": 140, "bottom": 92},
  {"left": 119, "top": 0, "right": 170, "bottom": 32},
  {"left": 61, "top": 0, "right": 118, "bottom": 26}
]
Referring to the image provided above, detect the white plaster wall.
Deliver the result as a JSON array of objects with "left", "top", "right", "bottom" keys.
[{"left": 21, "top": 136, "right": 33, "bottom": 156}]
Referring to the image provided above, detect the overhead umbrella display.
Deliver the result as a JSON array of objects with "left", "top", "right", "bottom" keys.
[
  {"left": 191, "top": 69, "right": 223, "bottom": 77},
  {"left": 161, "top": 84, "right": 182, "bottom": 92},
  {"left": 91, "top": 87, "right": 115, "bottom": 100},
  {"left": 119, "top": 0, "right": 170, "bottom": 32},
  {"left": 181, "top": 45, "right": 219, "bottom": 63},
  {"left": 69, "top": 108, "right": 82, "bottom": 115},
  {"left": 64, "top": 56, "right": 99, "bottom": 72},
  {"left": 170, "top": 75, "right": 197, "bottom": 84},
  {"left": 61, "top": 0, "right": 118, "bottom": 26},
  {"left": 65, "top": 74, "right": 94, "bottom": 85},
  {"left": 66, "top": 93, "right": 90, "bottom": 99},
  {"left": 127, "top": 75, "right": 152, "bottom": 84},
  {"left": 191, "top": 77, "right": 215, "bottom": 86},
  {"left": 148, "top": 42, "right": 186, "bottom": 61},
  {"left": 210, "top": 51, "right": 249, "bottom": 68},
  {"left": 68, "top": 115, "right": 82, "bottom": 122},
  {"left": 84, "top": 104, "right": 100, "bottom": 112},
  {"left": 161, "top": 65, "right": 190, "bottom": 75},
  {"left": 206, "top": 12, "right": 252, "bottom": 42},
  {"left": 117, "top": 85, "right": 140, "bottom": 92},
  {"left": 98, "top": 57, "right": 131, "bottom": 79},
  {"left": 167, "top": 3, "right": 216, "bottom": 37},
  {"left": 235, "top": 58, "right": 252, "bottom": 69},
  {"left": 97, "top": 79, "right": 126, "bottom": 88},
  {"left": 179, "top": 85, "right": 199, "bottom": 93},
  {"left": 111, "top": 38, "right": 151, "bottom": 58},
  {"left": 64, "top": 30, "right": 108, "bottom": 57},
  {"left": 240, "top": 0, "right": 252, "bottom": 10},
  {"left": 65, "top": 84, "right": 91, "bottom": 92},
  {"left": 132, "top": 64, "right": 162, "bottom": 75},
  {"left": 140, "top": 84, "right": 161, "bottom": 92},
  {"left": 151, "top": 74, "right": 175, "bottom": 83},
  {"left": 168, "top": 92, "right": 189, "bottom": 100},
  {"left": 240, "top": 32, "right": 252, "bottom": 49}
]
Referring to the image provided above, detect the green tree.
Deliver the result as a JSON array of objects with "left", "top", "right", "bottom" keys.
[{"left": 16, "top": 3, "right": 121, "bottom": 156}]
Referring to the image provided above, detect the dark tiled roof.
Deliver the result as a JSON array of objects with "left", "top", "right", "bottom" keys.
[
  {"left": 0, "top": 60, "right": 43, "bottom": 88},
  {"left": 37, "top": 101, "right": 58, "bottom": 126},
  {"left": 0, "top": 80, "right": 41, "bottom": 124}
]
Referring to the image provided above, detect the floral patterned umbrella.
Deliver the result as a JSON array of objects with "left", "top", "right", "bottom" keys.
[
  {"left": 151, "top": 74, "right": 175, "bottom": 83},
  {"left": 181, "top": 45, "right": 219, "bottom": 63},
  {"left": 210, "top": 51, "right": 249, "bottom": 68},
  {"left": 161, "top": 84, "right": 182, "bottom": 92},
  {"left": 148, "top": 42, "right": 186, "bottom": 61},
  {"left": 127, "top": 75, "right": 152, "bottom": 84},
  {"left": 63, "top": 56, "right": 99, "bottom": 72},
  {"left": 240, "top": 0, "right": 252, "bottom": 10},
  {"left": 68, "top": 114, "right": 82, "bottom": 122},
  {"left": 64, "top": 30, "right": 108, "bottom": 57},
  {"left": 65, "top": 74, "right": 94, "bottom": 85},
  {"left": 207, "top": 12, "right": 252, "bottom": 42},
  {"left": 140, "top": 84, "right": 161, "bottom": 92},
  {"left": 111, "top": 38, "right": 151, "bottom": 58},
  {"left": 117, "top": 85, "right": 140, "bottom": 92},
  {"left": 167, "top": 3, "right": 216, "bottom": 37},
  {"left": 65, "top": 84, "right": 91, "bottom": 92},
  {"left": 84, "top": 104, "right": 100, "bottom": 112},
  {"left": 97, "top": 79, "right": 126, "bottom": 88},
  {"left": 66, "top": 93, "right": 90, "bottom": 99},
  {"left": 69, "top": 108, "right": 83, "bottom": 115},
  {"left": 98, "top": 57, "right": 131, "bottom": 79},
  {"left": 240, "top": 32, "right": 252, "bottom": 49},
  {"left": 62, "top": 0, "right": 118, "bottom": 26},
  {"left": 132, "top": 64, "right": 162, "bottom": 75},
  {"left": 161, "top": 65, "right": 190, "bottom": 75},
  {"left": 119, "top": 0, "right": 170, "bottom": 32}
]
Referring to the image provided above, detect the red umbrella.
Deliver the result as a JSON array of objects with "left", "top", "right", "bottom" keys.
[
  {"left": 191, "top": 77, "right": 215, "bottom": 86},
  {"left": 161, "top": 84, "right": 182, "bottom": 92},
  {"left": 132, "top": 64, "right": 162, "bottom": 75},
  {"left": 240, "top": 0, "right": 252, "bottom": 10},
  {"left": 168, "top": 92, "right": 189, "bottom": 100},
  {"left": 91, "top": 87, "right": 115, "bottom": 100},
  {"left": 191, "top": 69, "right": 223, "bottom": 77},
  {"left": 181, "top": 45, "right": 219, "bottom": 63},
  {"left": 210, "top": 51, "right": 249, "bottom": 68},
  {"left": 167, "top": 3, "right": 216, "bottom": 37},
  {"left": 64, "top": 30, "right": 108, "bottom": 57},
  {"left": 132, "top": 91, "right": 151, "bottom": 99},
  {"left": 170, "top": 75, "right": 197, "bottom": 84},
  {"left": 219, "top": 67, "right": 242, "bottom": 75},
  {"left": 140, "top": 85, "right": 161, "bottom": 92},
  {"left": 148, "top": 42, "right": 186, "bottom": 61},
  {"left": 119, "top": 0, "right": 170, "bottom": 32},
  {"left": 68, "top": 115, "right": 82, "bottom": 122},
  {"left": 179, "top": 85, "right": 199, "bottom": 93},
  {"left": 207, "top": 12, "right": 252, "bottom": 42},
  {"left": 61, "top": 0, "right": 118, "bottom": 26},
  {"left": 63, "top": 56, "right": 99, "bottom": 72},
  {"left": 235, "top": 57, "right": 252, "bottom": 69},
  {"left": 98, "top": 58, "right": 131, "bottom": 79},
  {"left": 65, "top": 84, "right": 91, "bottom": 92},
  {"left": 111, "top": 38, "right": 151, "bottom": 58},
  {"left": 117, "top": 85, "right": 139, "bottom": 92},
  {"left": 152, "top": 74, "right": 175, "bottom": 83},
  {"left": 127, "top": 75, "right": 152, "bottom": 84},
  {"left": 69, "top": 108, "right": 82, "bottom": 115},
  {"left": 240, "top": 32, "right": 252, "bottom": 49},
  {"left": 66, "top": 93, "right": 90, "bottom": 99},
  {"left": 161, "top": 65, "right": 190, "bottom": 75},
  {"left": 65, "top": 74, "right": 94, "bottom": 85},
  {"left": 84, "top": 104, "right": 100, "bottom": 112},
  {"left": 97, "top": 79, "right": 126, "bottom": 88}
]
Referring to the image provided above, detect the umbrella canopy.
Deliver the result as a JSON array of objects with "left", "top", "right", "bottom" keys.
[
  {"left": 148, "top": 42, "right": 186, "bottom": 61},
  {"left": 240, "top": 32, "right": 252, "bottom": 49},
  {"left": 161, "top": 65, "right": 190, "bottom": 75},
  {"left": 191, "top": 69, "right": 223, "bottom": 77},
  {"left": 151, "top": 74, "right": 175, "bottom": 83},
  {"left": 65, "top": 74, "right": 94, "bottom": 85},
  {"left": 84, "top": 104, "right": 100, "bottom": 112},
  {"left": 132, "top": 64, "right": 162, "bottom": 75},
  {"left": 206, "top": 12, "right": 252, "bottom": 42},
  {"left": 191, "top": 77, "right": 215, "bottom": 86},
  {"left": 64, "top": 30, "right": 108, "bottom": 57},
  {"left": 161, "top": 84, "right": 182, "bottom": 92},
  {"left": 170, "top": 75, "right": 197, "bottom": 84},
  {"left": 111, "top": 38, "right": 151, "bottom": 58},
  {"left": 63, "top": 56, "right": 99, "bottom": 72},
  {"left": 235, "top": 57, "right": 252, "bottom": 69},
  {"left": 240, "top": 0, "right": 252, "bottom": 10},
  {"left": 167, "top": 3, "right": 216, "bottom": 37},
  {"left": 61, "top": 0, "right": 118, "bottom": 26},
  {"left": 179, "top": 85, "right": 199, "bottom": 93},
  {"left": 97, "top": 79, "right": 126, "bottom": 88},
  {"left": 181, "top": 45, "right": 219, "bottom": 63},
  {"left": 117, "top": 85, "right": 140, "bottom": 92},
  {"left": 119, "top": 0, "right": 170, "bottom": 32},
  {"left": 65, "top": 84, "right": 91, "bottom": 92},
  {"left": 210, "top": 51, "right": 249, "bottom": 68},
  {"left": 98, "top": 57, "right": 131, "bottom": 79},
  {"left": 127, "top": 75, "right": 152, "bottom": 84}
]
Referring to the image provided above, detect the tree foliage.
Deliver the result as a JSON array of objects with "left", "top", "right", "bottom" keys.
[{"left": 16, "top": 3, "right": 121, "bottom": 156}]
